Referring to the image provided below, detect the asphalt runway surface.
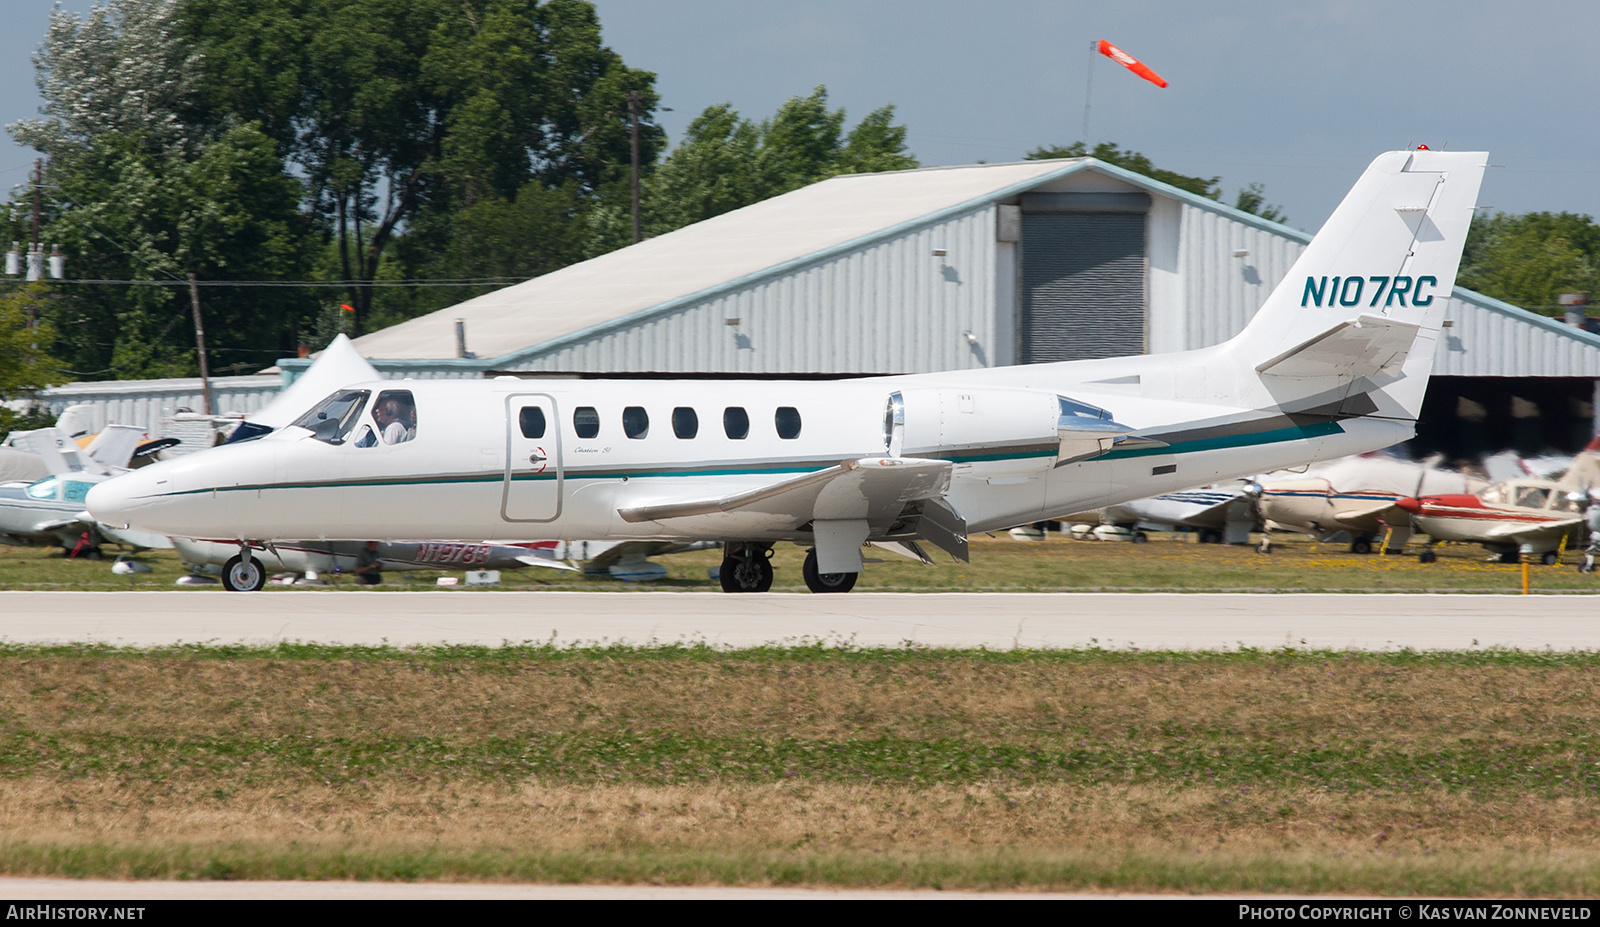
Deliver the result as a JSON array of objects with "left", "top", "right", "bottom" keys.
[{"left": 1, "top": 590, "right": 1597, "bottom": 650}]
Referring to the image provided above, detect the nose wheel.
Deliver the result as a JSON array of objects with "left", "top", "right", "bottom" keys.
[{"left": 222, "top": 553, "right": 266, "bottom": 592}]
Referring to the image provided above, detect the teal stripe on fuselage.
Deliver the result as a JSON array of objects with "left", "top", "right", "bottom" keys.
[
  {"left": 176, "top": 419, "right": 1342, "bottom": 498},
  {"left": 1099, "top": 420, "right": 1344, "bottom": 461}
]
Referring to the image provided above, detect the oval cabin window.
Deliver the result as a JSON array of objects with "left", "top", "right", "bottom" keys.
[
  {"left": 775, "top": 406, "right": 802, "bottom": 439},
  {"left": 723, "top": 407, "right": 749, "bottom": 440},
  {"left": 672, "top": 407, "right": 699, "bottom": 439},
  {"left": 573, "top": 406, "right": 600, "bottom": 439},
  {"left": 622, "top": 406, "right": 649, "bottom": 439},
  {"left": 519, "top": 407, "right": 546, "bottom": 439}
]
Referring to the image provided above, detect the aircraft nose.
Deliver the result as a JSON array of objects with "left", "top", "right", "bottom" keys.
[
  {"left": 86, "top": 472, "right": 152, "bottom": 528},
  {"left": 1394, "top": 496, "right": 1422, "bottom": 514}
]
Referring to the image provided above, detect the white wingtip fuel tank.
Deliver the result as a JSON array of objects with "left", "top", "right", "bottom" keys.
[{"left": 88, "top": 150, "right": 1488, "bottom": 592}]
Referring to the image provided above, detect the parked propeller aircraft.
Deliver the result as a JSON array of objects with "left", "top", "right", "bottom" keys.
[
  {"left": 88, "top": 150, "right": 1488, "bottom": 592},
  {"left": 1063, "top": 485, "right": 1257, "bottom": 544},
  {"left": 1251, "top": 453, "right": 1487, "bottom": 553},
  {"left": 171, "top": 537, "right": 577, "bottom": 591},
  {"left": 1397, "top": 482, "right": 1586, "bottom": 564},
  {"left": 1396, "top": 446, "right": 1600, "bottom": 564},
  {"left": 0, "top": 426, "right": 174, "bottom": 555}
]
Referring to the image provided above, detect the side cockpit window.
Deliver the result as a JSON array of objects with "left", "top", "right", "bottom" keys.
[
  {"left": 355, "top": 390, "right": 418, "bottom": 447},
  {"left": 291, "top": 390, "right": 370, "bottom": 445}
]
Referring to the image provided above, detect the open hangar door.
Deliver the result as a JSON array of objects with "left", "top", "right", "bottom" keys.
[{"left": 1403, "top": 376, "right": 1598, "bottom": 463}]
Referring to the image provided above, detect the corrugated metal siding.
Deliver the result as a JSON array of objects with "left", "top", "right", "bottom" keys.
[
  {"left": 1178, "top": 205, "right": 1305, "bottom": 349},
  {"left": 511, "top": 205, "right": 1000, "bottom": 375},
  {"left": 36, "top": 375, "right": 283, "bottom": 434},
  {"left": 1433, "top": 294, "right": 1600, "bottom": 377}
]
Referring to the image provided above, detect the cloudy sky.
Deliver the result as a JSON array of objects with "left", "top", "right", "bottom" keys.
[{"left": 3, "top": 0, "right": 1595, "bottom": 231}]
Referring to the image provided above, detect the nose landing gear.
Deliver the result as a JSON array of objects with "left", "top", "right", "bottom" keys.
[{"left": 222, "top": 552, "right": 266, "bottom": 592}]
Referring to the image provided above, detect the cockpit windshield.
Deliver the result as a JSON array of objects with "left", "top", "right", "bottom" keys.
[{"left": 289, "top": 389, "right": 371, "bottom": 445}]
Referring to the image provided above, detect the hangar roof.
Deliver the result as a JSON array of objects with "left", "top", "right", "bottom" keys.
[
  {"left": 334, "top": 157, "right": 1600, "bottom": 379},
  {"left": 348, "top": 158, "right": 1276, "bottom": 366}
]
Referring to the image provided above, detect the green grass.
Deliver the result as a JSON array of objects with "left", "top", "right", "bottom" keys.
[{"left": 3, "top": 531, "right": 1598, "bottom": 593}]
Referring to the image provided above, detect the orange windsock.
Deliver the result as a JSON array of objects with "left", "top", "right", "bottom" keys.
[{"left": 1097, "top": 39, "right": 1167, "bottom": 88}]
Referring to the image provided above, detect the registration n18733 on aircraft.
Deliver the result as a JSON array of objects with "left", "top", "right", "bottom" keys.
[{"left": 88, "top": 149, "right": 1488, "bottom": 593}]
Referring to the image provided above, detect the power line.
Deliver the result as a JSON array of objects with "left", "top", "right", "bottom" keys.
[{"left": 40, "top": 277, "right": 532, "bottom": 288}]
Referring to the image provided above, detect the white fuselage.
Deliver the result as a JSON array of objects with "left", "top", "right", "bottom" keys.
[{"left": 88, "top": 355, "right": 1411, "bottom": 546}]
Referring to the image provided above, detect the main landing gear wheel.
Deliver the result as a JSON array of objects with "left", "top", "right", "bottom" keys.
[
  {"left": 719, "top": 543, "right": 774, "bottom": 593},
  {"left": 1198, "top": 529, "right": 1222, "bottom": 544},
  {"left": 222, "top": 553, "right": 266, "bottom": 592},
  {"left": 802, "top": 549, "right": 858, "bottom": 594},
  {"left": 1132, "top": 531, "right": 1149, "bottom": 544},
  {"left": 1418, "top": 549, "right": 1438, "bottom": 564},
  {"left": 1542, "top": 550, "right": 1561, "bottom": 566},
  {"left": 1350, "top": 537, "right": 1373, "bottom": 555}
]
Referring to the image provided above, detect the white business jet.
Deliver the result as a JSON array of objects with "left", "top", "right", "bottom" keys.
[{"left": 88, "top": 149, "right": 1487, "bottom": 593}]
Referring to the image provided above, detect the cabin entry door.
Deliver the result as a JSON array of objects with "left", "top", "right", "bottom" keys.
[{"left": 502, "top": 393, "right": 563, "bottom": 523}]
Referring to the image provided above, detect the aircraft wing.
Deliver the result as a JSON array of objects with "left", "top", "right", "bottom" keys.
[
  {"left": 1331, "top": 501, "right": 1407, "bottom": 533},
  {"left": 95, "top": 521, "right": 175, "bottom": 550},
  {"left": 1108, "top": 490, "right": 1247, "bottom": 530},
  {"left": 618, "top": 457, "right": 953, "bottom": 537},
  {"left": 1479, "top": 517, "right": 1586, "bottom": 545},
  {"left": 578, "top": 540, "right": 702, "bottom": 571}
]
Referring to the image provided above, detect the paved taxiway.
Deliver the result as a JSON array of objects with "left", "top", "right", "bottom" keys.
[{"left": 2, "top": 590, "right": 1597, "bottom": 650}]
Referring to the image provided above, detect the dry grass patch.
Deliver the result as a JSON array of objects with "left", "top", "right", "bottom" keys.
[{"left": 4, "top": 646, "right": 1600, "bottom": 892}]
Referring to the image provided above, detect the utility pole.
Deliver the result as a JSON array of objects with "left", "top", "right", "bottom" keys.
[
  {"left": 188, "top": 273, "right": 214, "bottom": 415},
  {"left": 628, "top": 90, "right": 642, "bottom": 244}
]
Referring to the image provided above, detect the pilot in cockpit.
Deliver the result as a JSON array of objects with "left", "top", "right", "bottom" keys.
[{"left": 355, "top": 391, "right": 417, "bottom": 446}]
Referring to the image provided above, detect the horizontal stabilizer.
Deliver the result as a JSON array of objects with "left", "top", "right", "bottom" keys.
[
  {"left": 1256, "top": 315, "right": 1420, "bottom": 381},
  {"left": 1254, "top": 315, "right": 1420, "bottom": 381}
]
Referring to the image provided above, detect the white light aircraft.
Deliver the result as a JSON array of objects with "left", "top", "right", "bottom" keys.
[{"left": 88, "top": 150, "right": 1488, "bottom": 593}]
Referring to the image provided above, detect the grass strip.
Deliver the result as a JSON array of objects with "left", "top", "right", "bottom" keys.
[
  {"left": 2, "top": 841, "right": 1599, "bottom": 896},
  {"left": 4, "top": 731, "right": 1600, "bottom": 795}
]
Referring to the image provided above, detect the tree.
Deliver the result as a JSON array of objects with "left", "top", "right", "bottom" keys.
[
  {"left": 1027, "top": 142, "right": 1220, "bottom": 199},
  {"left": 6, "top": 0, "right": 315, "bottom": 380},
  {"left": 0, "top": 285, "right": 61, "bottom": 436},
  {"left": 590, "top": 86, "right": 918, "bottom": 254},
  {"left": 183, "top": 0, "right": 665, "bottom": 335},
  {"left": 1233, "top": 182, "right": 1286, "bottom": 223},
  {"left": 1458, "top": 212, "right": 1600, "bottom": 316},
  {"left": 1026, "top": 141, "right": 1287, "bottom": 223}
]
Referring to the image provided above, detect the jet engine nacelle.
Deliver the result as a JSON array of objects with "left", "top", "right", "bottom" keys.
[{"left": 886, "top": 387, "right": 1141, "bottom": 476}]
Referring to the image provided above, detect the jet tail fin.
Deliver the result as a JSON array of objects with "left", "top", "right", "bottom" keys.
[{"left": 1229, "top": 149, "right": 1487, "bottom": 419}]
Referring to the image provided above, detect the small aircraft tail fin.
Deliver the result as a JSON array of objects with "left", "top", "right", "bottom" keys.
[
  {"left": 1230, "top": 149, "right": 1487, "bottom": 419},
  {"left": 6, "top": 428, "right": 108, "bottom": 478},
  {"left": 83, "top": 424, "right": 150, "bottom": 471}
]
